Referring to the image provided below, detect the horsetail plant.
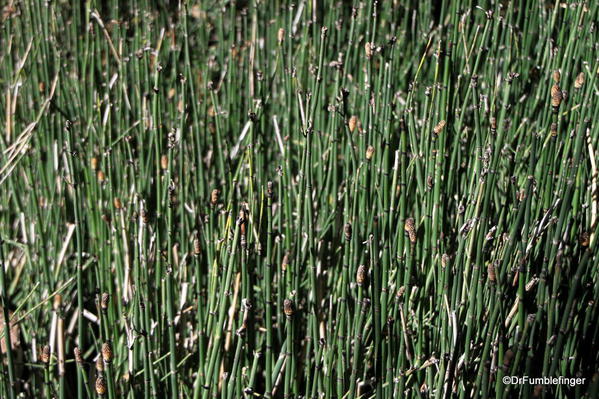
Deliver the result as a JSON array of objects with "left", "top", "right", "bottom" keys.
[{"left": 0, "top": 1, "right": 597, "bottom": 398}]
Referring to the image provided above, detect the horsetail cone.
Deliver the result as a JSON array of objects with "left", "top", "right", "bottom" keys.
[
  {"left": 281, "top": 252, "right": 290, "bottom": 271},
  {"left": 101, "top": 213, "right": 111, "bottom": 227},
  {"left": 365, "top": 146, "right": 375, "bottom": 161},
  {"left": 113, "top": 197, "right": 122, "bottom": 209},
  {"left": 283, "top": 299, "right": 295, "bottom": 318},
  {"left": 550, "top": 122, "right": 558, "bottom": 138},
  {"left": 241, "top": 229, "right": 247, "bottom": 248},
  {"left": 208, "top": 122, "right": 216, "bottom": 134},
  {"left": 579, "top": 231, "right": 590, "bottom": 247},
  {"left": 550, "top": 84, "right": 561, "bottom": 98},
  {"left": 277, "top": 28, "right": 285, "bottom": 44},
  {"left": 95, "top": 376, "right": 107, "bottom": 396},
  {"left": 96, "top": 356, "right": 104, "bottom": 373},
  {"left": 40, "top": 345, "right": 50, "bottom": 364},
  {"left": 267, "top": 181, "right": 274, "bottom": 198},
  {"left": 574, "top": 72, "right": 585, "bottom": 89},
  {"left": 404, "top": 218, "right": 416, "bottom": 244},
  {"left": 141, "top": 209, "right": 149, "bottom": 224},
  {"left": 101, "top": 293, "right": 110, "bottom": 311},
  {"left": 433, "top": 120, "right": 446, "bottom": 136},
  {"left": 365, "top": 42, "right": 373, "bottom": 58},
  {"left": 161, "top": 154, "right": 168, "bottom": 170},
  {"left": 441, "top": 254, "right": 449, "bottom": 268},
  {"left": 551, "top": 89, "right": 563, "bottom": 113},
  {"left": 102, "top": 342, "right": 113, "bottom": 363},
  {"left": 487, "top": 263, "right": 496, "bottom": 283},
  {"left": 502, "top": 349, "right": 514, "bottom": 371},
  {"left": 396, "top": 286, "right": 406, "bottom": 299},
  {"left": 344, "top": 223, "right": 352, "bottom": 241},
  {"left": 426, "top": 175, "right": 433, "bottom": 189},
  {"left": 238, "top": 208, "right": 246, "bottom": 226},
  {"left": 97, "top": 170, "right": 106, "bottom": 183},
  {"left": 552, "top": 70, "right": 561, "bottom": 83},
  {"left": 90, "top": 157, "right": 99, "bottom": 171},
  {"left": 0, "top": 307, "right": 21, "bottom": 366},
  {"left": 193, "top": 235, "right": 201, "bottom": 256},
  {"left": 210, "top": 189, "right": 220, "bottom": 206},
  {"left": 348, "top": 115, "right": 359, "bottom": 133},
  {"left": 74, "top": 346, "right": 83, "bottom": 364},
  {"left": 356, "top": 265, "right": 367, "bottom": 286}
]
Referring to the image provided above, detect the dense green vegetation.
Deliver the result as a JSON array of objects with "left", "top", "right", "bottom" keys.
[{"left": 0, "top": 1, "right": 598, "bottom": 398}]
